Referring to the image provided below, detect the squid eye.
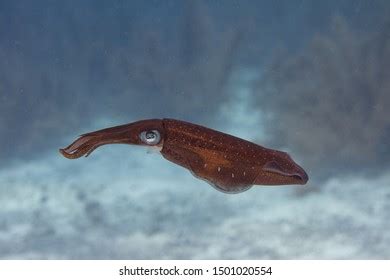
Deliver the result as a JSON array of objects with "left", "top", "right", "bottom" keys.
[{"left": 139, "top": 130, "right": 161, "bottom": 145}]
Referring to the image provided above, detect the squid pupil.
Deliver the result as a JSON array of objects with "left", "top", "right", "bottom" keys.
[
  {"left": 146, "top": 131, "right": 156, "bottom": 139},
  {"left": 140, "top": 130, "right": 160, "bottom": 145}
]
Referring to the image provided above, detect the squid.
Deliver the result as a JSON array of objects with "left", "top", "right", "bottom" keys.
[{"left": 60, "top": 118, "right": 308, "bottom": 193}]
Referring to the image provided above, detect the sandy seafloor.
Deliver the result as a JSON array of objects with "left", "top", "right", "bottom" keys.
[
  {"left": 1, "top": 73, "right": 389, "bottom": 259},
  {"left": 1, "top": 149, "right": 389, "bottom": 259}
]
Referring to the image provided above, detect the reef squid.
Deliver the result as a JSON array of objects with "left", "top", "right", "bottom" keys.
[{"left": 60, "top": 119, "right": 308, "bottom": 193}]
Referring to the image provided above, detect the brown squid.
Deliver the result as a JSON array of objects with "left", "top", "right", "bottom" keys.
[{"left": 60, "top": 118, "right": 308, "bottom": 193}]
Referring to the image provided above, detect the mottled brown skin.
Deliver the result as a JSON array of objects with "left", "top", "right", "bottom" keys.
[{"left": 60, "top": 118, "right": 308, "bottom": 193}]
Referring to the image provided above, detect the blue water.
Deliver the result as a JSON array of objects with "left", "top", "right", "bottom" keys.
[{"left": 0, "top": 0, "right": 389, "bottom": 259}]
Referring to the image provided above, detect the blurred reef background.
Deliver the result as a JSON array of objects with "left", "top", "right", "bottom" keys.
[{"left": 0, "top": 0, "right": 390, "bottom": 259}]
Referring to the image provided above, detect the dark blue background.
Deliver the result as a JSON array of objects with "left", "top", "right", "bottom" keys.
[{"left": 0, "top": 0, "right": 389, "bottom": 259}]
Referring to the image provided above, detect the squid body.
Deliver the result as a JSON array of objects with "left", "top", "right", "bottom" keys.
[{"left": 60, "top": 118, "right": 308, "bottom": 193}]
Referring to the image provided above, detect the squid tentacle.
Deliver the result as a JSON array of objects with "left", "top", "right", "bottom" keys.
[{"left": 59, "top": 136, "right": 102, "bottom": 159}]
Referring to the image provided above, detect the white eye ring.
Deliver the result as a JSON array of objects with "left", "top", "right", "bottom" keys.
[{"left": 139, "top": 130, "right": 161, "bottom": 145}]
